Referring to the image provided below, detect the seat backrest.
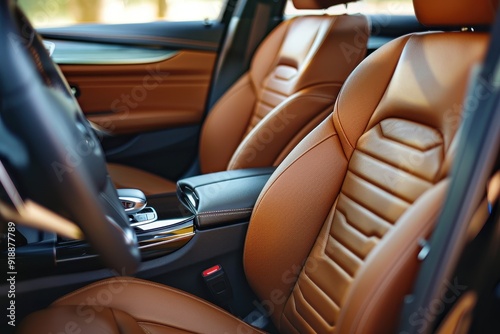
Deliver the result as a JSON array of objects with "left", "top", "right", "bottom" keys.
[
  {"left": 243, "top": 0, "right": 497, "bottom": 332},
  {"left": 199, "top": 0, "right": 369, "bottom": 174}
]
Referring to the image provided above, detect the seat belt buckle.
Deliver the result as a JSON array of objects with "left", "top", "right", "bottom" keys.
[{"left": 201, "top": 264, "right": 233, "bottom": 311}]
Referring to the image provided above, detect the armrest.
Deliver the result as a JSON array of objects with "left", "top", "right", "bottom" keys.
[{"left": 177, "top": 168, "right": 275, "bottom": 229}]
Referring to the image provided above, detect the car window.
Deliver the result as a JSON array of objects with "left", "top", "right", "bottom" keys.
[
  {"left": 18, "top": 0, "right": 226, "bottom": 28},
  {"left": 285, "top": 0, "right": 414, "bottom": 16}
]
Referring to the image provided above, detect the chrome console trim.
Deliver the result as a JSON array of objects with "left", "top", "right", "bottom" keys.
[{"left": 134, "top": 217, "right": 189, "bottom": 231}]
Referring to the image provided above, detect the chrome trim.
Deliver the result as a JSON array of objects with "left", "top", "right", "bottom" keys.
[
  {"left": 56, "top": 219, "right": 195, "bottom": 263},
  {"left": 0, "top": 161, "right": 24, "bottom": 212},
  {"left": 130, "top": 207, "right": 158, "bottom": 227},
  {"left": 139, "top": 231, "right": 195, "bottom": 250},
  {"left": 43, "top": 40, "right": 55, "bottom": 56},
  {"left": 138, "top": 220, "right": 194, "bottom": 248},
  {"left": 136, "top": 220, "right": 195, "bottom": 257},
  {"left": 48, "top": 40, "right": 179, "bottom": 65},
  {"left": 119, "top": 196, "right": 147, "bottom": 213},
  {"left": 134, "top": 216, "right": 192, "bottom": 231},
  {"left": 417, "top": 238, "right": 431, "bottom": 261},
  {"left": 56, "top": 253, "right": 100, "bottom": 263},
  {"left": 185, "top": 191, "right": 198, "bottom": 208}
]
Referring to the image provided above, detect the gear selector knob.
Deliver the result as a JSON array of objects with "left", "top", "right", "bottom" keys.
[{"left": 117, "top": 188, "right": 147, "bottom": 214}]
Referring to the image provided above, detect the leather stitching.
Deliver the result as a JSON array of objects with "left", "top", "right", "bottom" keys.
[
  {"left": 198, "top": 207, "right": 253, "bottom": 215},
  {"left": 333, "top": 110, "right": 352, "bottom": 158},
  {"left": 198, "top": 208, "right": 253, "bottom": 218}
]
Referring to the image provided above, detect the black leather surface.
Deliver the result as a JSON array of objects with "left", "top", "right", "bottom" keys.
[{"left": 177, "top": 168, "right": 275, "bottom": 228}]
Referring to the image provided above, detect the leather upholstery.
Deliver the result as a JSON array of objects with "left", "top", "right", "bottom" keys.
[
  {"left": 109, "top": 13, "right": 369, "bottom": 194},
  {"left": 19, "top": 0, "right": 495, "bottom": 333},
  {"left": 244, "top": 31, "right": 489, "bottom": 332},
  {"left": 61, "top": 51, "right": 216, "bottom": 135},
  {"left": 19, "top": 277, "right": 264, "bottom": 334},
  {"left": 335, "top": 180, "right": 450, "bottom": 333},
  {"left": 107, "top": 163, "right": 177, "bottom": 195},
  {"left": 200, "top": 14, "right": 368, "bottom": 174},
  {"left": 292, "top": 0, "right": 358, "bottom": 10},
  {"left": 414, "top": 0, "right": 499, "bottom": 26}
]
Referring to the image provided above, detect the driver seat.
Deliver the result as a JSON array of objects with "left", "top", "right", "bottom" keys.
[{"left": 18, "top": 0, "right": 497, "bottom": 333}]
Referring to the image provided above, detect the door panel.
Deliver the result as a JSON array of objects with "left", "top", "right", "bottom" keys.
[
  {"left": 60, "top": 50, "right": 216, "bottom": 135},
  {"left": 39, "top": 20, "right": 224, "bottom": 181}
]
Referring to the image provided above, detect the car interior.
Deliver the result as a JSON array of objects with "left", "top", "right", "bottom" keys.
[{"left": 1, "top": 0, "right": 500, "bottom": 333}]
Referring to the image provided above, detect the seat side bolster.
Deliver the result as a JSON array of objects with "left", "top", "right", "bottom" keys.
[
  {"left": 199, "top": 74, "right": 258, "bottom": 174},
  {"left": 244, "top": 117, "right": 349, "bottom": 326},
  {"left": 332, "top": 34, "right": 411, "bottom": 158}
]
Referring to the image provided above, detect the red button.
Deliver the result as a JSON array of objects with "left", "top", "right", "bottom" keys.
[{"left": 202, "top": 265, "right": 221, "bottom": 277}]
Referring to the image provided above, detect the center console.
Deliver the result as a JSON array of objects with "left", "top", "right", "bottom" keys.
[{"left": 8, "top": 167, "right": 275, "bottom": 278}]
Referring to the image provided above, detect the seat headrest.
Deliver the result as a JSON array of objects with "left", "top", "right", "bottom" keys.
[
  {"left": 292, "top": 0, "right": 357, "bottom": 10},
  {"left": 414, "top": 0, "right": 499, "bottom": 26}
]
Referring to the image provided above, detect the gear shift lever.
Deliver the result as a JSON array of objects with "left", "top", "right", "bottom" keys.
[
  {"left": 117, "top": 188, "right": 147, "bottom": 214},
  {"left": 117, "top": 189, "right": 158, "bottom": 226}
]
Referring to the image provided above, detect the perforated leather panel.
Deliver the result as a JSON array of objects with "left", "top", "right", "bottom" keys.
[{"left": 281, "top": 118, "right": 444, "bottom": 332}]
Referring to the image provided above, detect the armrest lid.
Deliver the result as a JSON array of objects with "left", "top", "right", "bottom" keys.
[{"left": 177, "top": 168, "right": 275, "bottom": 228}]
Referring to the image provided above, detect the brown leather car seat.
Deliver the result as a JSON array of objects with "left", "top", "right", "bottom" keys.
[
  {"left": 18, "top": 0, "right": 497, "bottom": 333},
  {"left": 107, "top": 0, "right": 369, "bottom": 195}
]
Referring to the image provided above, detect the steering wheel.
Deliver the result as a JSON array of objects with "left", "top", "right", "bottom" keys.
[{"left": 0, "top": 1, "right": 141, "bottom": 275}]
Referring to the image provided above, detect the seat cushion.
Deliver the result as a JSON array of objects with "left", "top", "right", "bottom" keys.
[
  {"left": 107, "top": 163, "right": 177, "bottom": 195},
  {"left": 18, "top": 277, "right": 264, "bottom": 334}
]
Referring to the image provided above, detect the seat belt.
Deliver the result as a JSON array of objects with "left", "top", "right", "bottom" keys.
[
  {"left": 243, "top": 2, "right": 273, "bottom": 65},
  {"left": 204, "top": 0, "right": 284, "bottom": 111}
]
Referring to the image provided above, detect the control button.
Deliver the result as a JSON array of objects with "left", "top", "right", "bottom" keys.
[
  {"left": 135, "top": 214, "right": 147, "bottom": 222},
  {"left": 146, "top": 213, "right": 155, "bottom": 220}
]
